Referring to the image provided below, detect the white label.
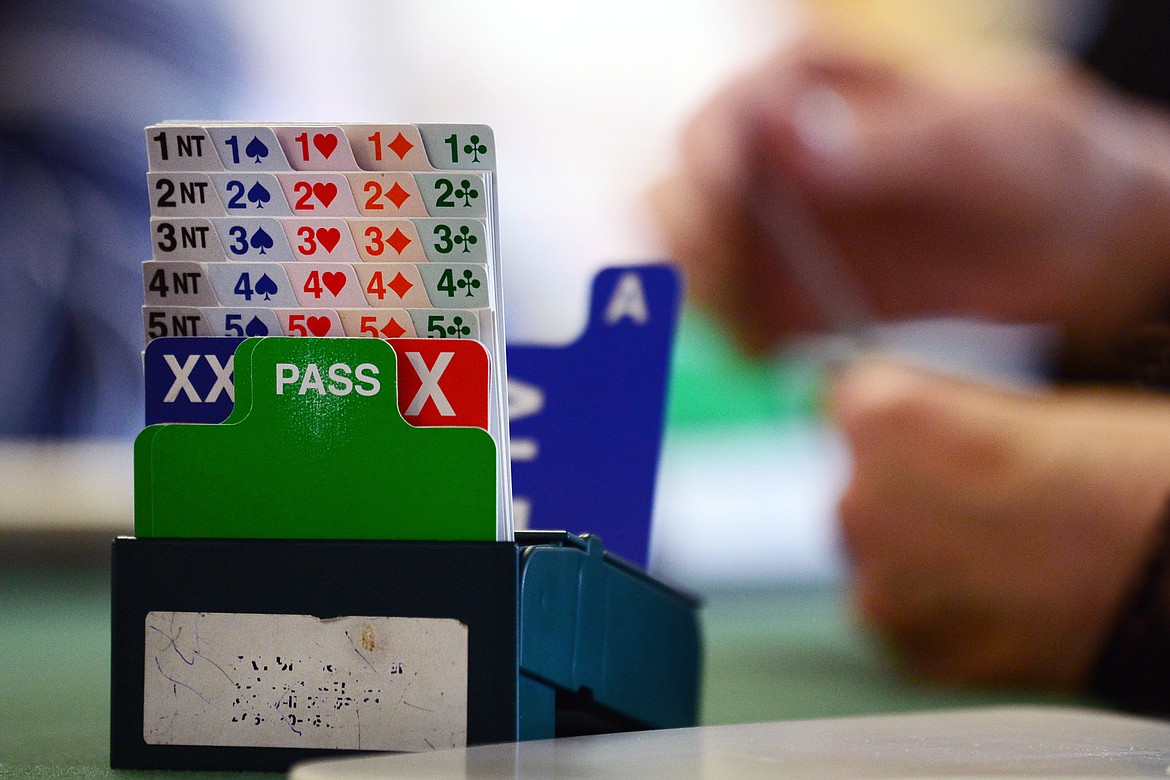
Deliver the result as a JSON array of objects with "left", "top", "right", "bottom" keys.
[{"left": 143, "top": 611, "right": 467, "bottom": 752}]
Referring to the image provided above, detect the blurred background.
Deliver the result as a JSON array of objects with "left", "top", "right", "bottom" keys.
[{"left": 0, "top": 0, "right": 1106, "bottom": 590}]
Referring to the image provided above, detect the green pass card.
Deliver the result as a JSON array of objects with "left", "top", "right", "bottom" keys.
[{"left": 134, "top": 337, "right": 497, "bottom": 541}]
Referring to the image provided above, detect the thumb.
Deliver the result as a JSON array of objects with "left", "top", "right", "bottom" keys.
[
  {"left": 827, "top": 357, "right": 938, "bottom": 436},
  {"left": 827, "top": 356, "right": 1030, "bottom": 471}
]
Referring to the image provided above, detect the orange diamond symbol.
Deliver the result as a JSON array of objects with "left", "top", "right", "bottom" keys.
[
  {"left": 386, "top": 182, "right": 411, "bottom": 209},
  {"left": 387, "top": 272, "right": 413, "bottom": 299},
  {"left": 387, "top": 132, "right": 414, "bottom": 160},
  {"left": 379, "top": 317, "right": 407, "bottom": 339},
  {"left": 387, "top": 227, "right": 412, "bottom": 255}
]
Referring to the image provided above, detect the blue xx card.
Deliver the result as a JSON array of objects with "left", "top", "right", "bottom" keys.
[
  {"left": 507, "top": 264, "right": 681, "bottom": 567},
  {"left": 144, "top": 337, "right": 242, "bottom": 425}
]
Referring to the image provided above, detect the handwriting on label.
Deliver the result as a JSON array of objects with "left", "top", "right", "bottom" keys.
[{"left": 143, "top": 611, "right": 468, "bottom": 751}]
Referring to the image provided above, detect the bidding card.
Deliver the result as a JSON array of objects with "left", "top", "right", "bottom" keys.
[
  {"left": 151, "top": 217, "right": 490, "bottom": 266},
  {"left": 144, "top": 336, "right": 489, "bottom": 430},
  {"left": 144, "top": 307, "right": 487, "bottom": 344},
  {"left": 147, "top": 123, "right": 497, "bottom": 173},
  {"left": 143, "top": 260, "right": 490, "bottom": 309},
  {"left": 136, "top": 337, "right": 496, "bottom": 540},
  {"left": 148, "top": 172, "right": 492, "bottom": 220}
]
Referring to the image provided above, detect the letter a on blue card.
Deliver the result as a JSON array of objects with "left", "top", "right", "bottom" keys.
[{"left": 507, "top": 264, "right": 681, "bottom": 567}]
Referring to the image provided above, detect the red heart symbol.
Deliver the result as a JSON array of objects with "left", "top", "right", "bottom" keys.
[
  {"left": 312, "top": 182, "right": 338, "bottom": 208},
  {"left": 306, "top": 316, "right": 331, "bottom": 336},
  {"left": 313, "top": 133, "right": 338, "bottom": 159},
  {"left": 321, "top": 271, "right": 346, "bottom": 297},
  {"left": 316, "top": 227, "right": 341, "bottom": 253}
]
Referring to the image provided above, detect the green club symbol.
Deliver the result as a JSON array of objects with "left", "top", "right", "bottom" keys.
[
  {"left": 463, "top": 135, "right": 487, "bottom": 163},
  {"left": 454, "top": 179, "right": 479, "bottom": 208},
  {"left": 457, "top": 269, "right": 481, "bottom": 297},
  {"left": 446, "top": 316, "right": 471, "bottom": 337},
  {"left": 453, "top": 226, "right": 477, "bottom": 253}
]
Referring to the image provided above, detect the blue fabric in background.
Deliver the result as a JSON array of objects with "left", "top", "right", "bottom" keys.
[{"left": 0, "top": 0, "right": 240, "bottom": 436}]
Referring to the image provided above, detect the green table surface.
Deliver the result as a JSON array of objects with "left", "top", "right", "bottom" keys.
[{"left": 0, "top": 538, "right": 1075, "bottom": 779}]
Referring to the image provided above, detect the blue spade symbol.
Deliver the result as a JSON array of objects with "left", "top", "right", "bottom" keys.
[
  {"left": 249, "top": 226, "right": 274, "bottom": 254},
  {"left": 245, "top": 315, "right": 269, "bottom": 336},
  {"left": 245, "top": 136, "right": 269, "bottom": 164},
  {"left": 247, "top": 181, "right": 271, "bottom": 208},
  {"left": 254, "top": 273, "right": 278, "bottom": 301}
]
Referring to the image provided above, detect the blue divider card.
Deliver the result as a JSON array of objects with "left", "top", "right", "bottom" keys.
[
  {"left": 145, "top": 337, "right": 243, "bottom": 425},
  {"left": 507, "top": 264, "right": 681, "bottom": 567}
]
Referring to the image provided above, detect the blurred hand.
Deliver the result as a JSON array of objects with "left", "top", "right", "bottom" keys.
[
  {"left": 653, "top": 39, "right": 1170, "bottom": 372},
  {"left": 831, "top": 359, "right": 1170, "bottom": 689}
]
